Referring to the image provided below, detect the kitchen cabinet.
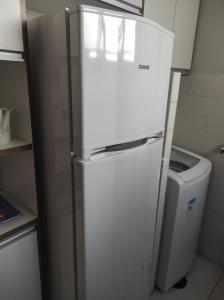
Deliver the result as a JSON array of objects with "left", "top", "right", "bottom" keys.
[
  {"left": 144, "top": 0, "right": 176, "bottom": 32},
  {"left": 0, "top": 0, "right": 24, "bottom": 60},
  {"left": 0, "top": 228, "right": 42, "bottom": 300},
  {"left": 0, "top": 1, "right": 41, "bottom": 298},
  {"left": 172, "top": 0, "right": 200, "bottom": 69},
  {"left": 144, "top": 0, "right": 200, "bottom": 70}
]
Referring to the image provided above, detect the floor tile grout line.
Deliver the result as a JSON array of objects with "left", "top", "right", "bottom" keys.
[
  {"left": 187, "top": 255, "right": 224, "bottom": 298},
  {"left": 188, "top": 282, "right": 211, "bottom": 296},
  {"left": 197, "top": 254, "right": 224, "bottom": 271},
  {"left": 208, "top": 270, "right": 224, "bottom": 298}
]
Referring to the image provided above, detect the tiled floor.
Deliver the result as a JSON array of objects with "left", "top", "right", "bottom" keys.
[{"left": 150, "top": 256, "right": 224, "bottom": 300}]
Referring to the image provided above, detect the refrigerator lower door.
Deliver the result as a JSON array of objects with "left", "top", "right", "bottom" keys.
[{"left": 74, "top": 139, "right": 163, "bottom": 300}]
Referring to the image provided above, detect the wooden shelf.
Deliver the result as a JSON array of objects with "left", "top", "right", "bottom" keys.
[
  {"left": 0, "top": 139, "right": 32, "bottom": 156},
  {"left": 0, "top": 51, "right": 24, "bottom": 62}
]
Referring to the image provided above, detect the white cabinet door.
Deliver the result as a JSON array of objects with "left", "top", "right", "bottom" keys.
[
  {"left": 143, "top": 0, "right": 176, "bottom": 32},
  {"left": 0, "top": 229, "right": 42, "bottom": 300},
  {"left": 172, "top": 0, "right": 200, "bottom": 69},
  {"left": 144, "top": 0, "right": 200, "bottom": 70},
  {"left": 0, "top": 0, "right": 24, "bottom": 52}
]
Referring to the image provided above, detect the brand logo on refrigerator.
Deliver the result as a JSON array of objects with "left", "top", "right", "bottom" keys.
[{"left": 139, "top": 64, "right": 150, "bottom": 70}]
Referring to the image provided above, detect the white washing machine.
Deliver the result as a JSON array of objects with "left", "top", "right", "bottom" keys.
[{"left": 156, "top": 146, "right": 212, "bottom": 292}]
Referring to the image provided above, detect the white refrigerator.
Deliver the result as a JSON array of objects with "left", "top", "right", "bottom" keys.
[{"left": 28, "top": 5, "right": 174, "bottom": 300}]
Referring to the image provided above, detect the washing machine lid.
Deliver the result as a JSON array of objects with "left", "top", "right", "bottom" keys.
[{"left": 169, "top": 146, "right": 212, "bottom": 183}]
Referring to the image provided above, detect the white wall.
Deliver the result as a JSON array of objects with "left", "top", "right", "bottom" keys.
[{"left": 174, "top": 0, "right": 224, "bottom": 264}]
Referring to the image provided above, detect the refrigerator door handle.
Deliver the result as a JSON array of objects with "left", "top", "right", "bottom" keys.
[
  {"left": 90, "top": 133, "right": 163, "bottom": 160},
  {"left": 102, "top": 138, "right": 148, "bottom": 153}
]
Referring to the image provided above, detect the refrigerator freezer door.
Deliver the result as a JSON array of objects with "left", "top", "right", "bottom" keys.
[
  {"left": 74, "top": 138, "right": 163, "bottom": 300},
  {"left": 70, "top": 7, "right": 173, "bottom": 157}
]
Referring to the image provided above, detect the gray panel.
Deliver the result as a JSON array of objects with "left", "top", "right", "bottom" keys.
[{"left": 27, "top": 11, "right": 76, "bottom": 300}]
